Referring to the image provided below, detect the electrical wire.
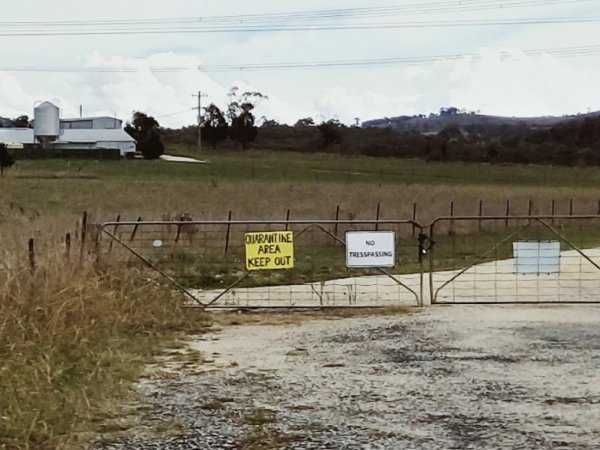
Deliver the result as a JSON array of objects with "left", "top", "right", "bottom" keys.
[
  {"left": 155, "top": 108, "right": 195, "bottom": 118},
  {"left": 1, "top": 0, "right": 595, "bottom": 26},
  {"left": 0, "top": 43, "right": 598, "bottom": 73},
  {"left": 0, "top": 0, "right": 596, "bottom": 36},
  {"left": 0, "top": 17, "right": 598, "bottom": 36}
]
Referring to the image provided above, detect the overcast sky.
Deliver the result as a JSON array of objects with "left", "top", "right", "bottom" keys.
[{"left": 1, "top": 0, "right": 600, "bottom": 127}]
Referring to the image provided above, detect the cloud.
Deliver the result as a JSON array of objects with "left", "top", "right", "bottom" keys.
[
  {"left": 445, "top": 49, "right": 600, "bottom": 116},
  {"left": 0, "top": 73, "right": 35, "bottom": 118},
  {"left": 1, "top": 46, "right": 599, "bottom": 128}
]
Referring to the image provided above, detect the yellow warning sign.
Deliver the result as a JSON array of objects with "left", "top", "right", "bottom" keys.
[{"left": 245, "top": 231, "right": 294, "bottom": 271}]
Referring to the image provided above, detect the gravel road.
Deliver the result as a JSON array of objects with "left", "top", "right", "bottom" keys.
[{"left": 96, "top": 305, "right": 600, "bottom": 449}]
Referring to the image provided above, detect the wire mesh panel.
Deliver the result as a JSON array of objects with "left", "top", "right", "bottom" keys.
[
  {"left": 428, "top": 215, "right": 600, "bottom": 304},
  {"left": 99, "top": 220, "right": 421, "bottom": 308}
]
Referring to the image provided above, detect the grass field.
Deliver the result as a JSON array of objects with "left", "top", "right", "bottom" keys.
[
  {"left": 4, "top": 147, "right": 600, "bottom": 266},
  {"left": 4, "top": 147, "right": 600, "bottom": 447},
  {"left": 4, "top": 148, "right": 600, "bottom": 227}
]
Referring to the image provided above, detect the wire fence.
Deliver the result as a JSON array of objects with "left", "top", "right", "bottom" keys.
[
  {"left": 16, "top": 205, "right": 600, "bottom": 308},
  {"left": 95, "top": 213, "right": 600, "bottom": 308}
]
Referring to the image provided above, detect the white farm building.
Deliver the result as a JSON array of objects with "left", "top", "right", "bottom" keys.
[{"left": 0, "top": 102, "right": 136, "bottom": 158}]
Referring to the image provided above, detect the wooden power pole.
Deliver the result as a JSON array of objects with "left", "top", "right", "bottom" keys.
[{"left": 193, "top": 90, "right": 207, "bottom": 152}]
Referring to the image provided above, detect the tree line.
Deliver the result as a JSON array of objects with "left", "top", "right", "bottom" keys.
[{"left": 161, "top": 110, "right": 600, "bottom": 167}]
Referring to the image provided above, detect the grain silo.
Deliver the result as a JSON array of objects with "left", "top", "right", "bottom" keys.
[{"left": 33, "top": 101, "right": 60, "bottom": 147}]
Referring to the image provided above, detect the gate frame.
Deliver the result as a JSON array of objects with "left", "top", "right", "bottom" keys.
[
  {"left": 100, "top": 219, "right": 423, "bottom": 309},
  {"left": 426, "top": 214, "right": 600, "bottom": 305}
]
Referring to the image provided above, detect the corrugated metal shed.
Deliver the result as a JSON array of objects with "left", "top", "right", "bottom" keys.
[
  {"left": 0, "top": 128, "right": 35, "bottom": 144},
  {"left": 0, "top": 127, "right": 136, "bottom": 156},
  {"left": 58, "top": 129, "right": 135, "bottom": 143}
]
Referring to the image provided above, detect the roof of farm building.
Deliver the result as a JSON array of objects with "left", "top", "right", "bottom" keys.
[
  {"left": 0, "top": 128, "right": 35, "bottom": 144},
  {"left": 59, "top": 129, "right": 134, "bottom": 143},
  {"left": 0, "top": 128, "right": 135, "bottom": 144}
]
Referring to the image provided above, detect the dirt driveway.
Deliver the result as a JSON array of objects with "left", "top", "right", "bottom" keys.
[{"left": 97, "top": 305, "right": 600, "bottom": 449}]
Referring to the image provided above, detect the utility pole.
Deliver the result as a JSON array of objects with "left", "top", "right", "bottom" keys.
[
  {"left": 197, "top": 90, "right": 202, "bottom": 153},
  {"left": 192, "top": 91, "right": 208, "bottom": 153}
]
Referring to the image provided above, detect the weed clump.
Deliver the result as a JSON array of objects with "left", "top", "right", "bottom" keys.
[{"left": 0, "top": 256, "right": 208, "bottom": 449}]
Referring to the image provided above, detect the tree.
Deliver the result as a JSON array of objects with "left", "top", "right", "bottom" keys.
[
  {"left": 440, "top": 106, "right": 459, "bottom": 116},
  {"left": 317, "top": 119, "right": 343, "bottom": 148},
  {"left": 226, "top": 87, "right": 267, "bottom": 150},
  {"left": 229, "top": 106, "right": 258, "bottom": 150},
  {"left": 202, "top": 104, "right": 228, "bottom": 149},
  {"left": 0, "top": 143, "right": 15, "bottom": 175},
  {"left": 12, "top": 115, "right": 29, "bottom": 128},
  {"left": 124, "top": 112, "right": 164, "bottom": 159},
  {"left": 260, "top": 117, "right": 279, "bottom": 128},
  {"left": 294, "top": 117, "right": 315, "bottom": 127}
]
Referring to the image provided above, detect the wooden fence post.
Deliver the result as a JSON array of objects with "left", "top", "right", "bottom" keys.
[
  {"left": 569, "top": 198, "right": 574, "bottom": 216},
  {"left": 224, "top": 210, "right": 233, "bottom": 254},
  {"left": 449, "top": 201, "right": 455, "bottom": 235},
  {"left": 375, "top": 202, "right": 381, "bottom": 231},
  {"left": 79, "top": 210, "right": 88, "bottom": 266},
  {"left": 130, "top": 216, "right": 142, "bottom": 242},
  {"left": 334, "top": 205, "right": 340, "bottom": 240},
  {"left": 28, "top": 238, "right": 35, "bottom": 275},
  {"left": 478, "top": 199, "right": 483, "bottom": 232},
  {"left": 108, "top": 214, "right": 120, "bottom": 257},
  {"left": 412, "top": 202, "right": 417, "bottom": 239},
  {"left": 65, "top": 233, "right": 71, "bottom": 259}
]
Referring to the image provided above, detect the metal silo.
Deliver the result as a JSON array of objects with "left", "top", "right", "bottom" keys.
[{"left": 33, "top": 101, "right": 60, "bottom": 143}]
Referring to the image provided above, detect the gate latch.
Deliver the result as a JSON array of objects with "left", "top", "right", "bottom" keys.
[{"left": 418, "top": 232, "right": 434, "bottom": 262}]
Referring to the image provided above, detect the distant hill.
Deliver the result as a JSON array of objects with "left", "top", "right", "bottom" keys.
[{"left": 362, "top": 109, "right": 600, "bottom": 139}]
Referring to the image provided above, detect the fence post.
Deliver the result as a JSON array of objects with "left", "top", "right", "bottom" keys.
[
  {"left": 551, "top": 199, "right": 555, "bottom": 225},
  {"left": 285, "top": 209, "right": 291, "bottom": 231},
  {"left": 224, "top": 210, "right": 232, "bottom": 254},
  {"left": 28, "top": 238, "right": 35, "bottom": 275},
  {"left": 334, "top": 205, "right": 340, "bottom": 240},
  {"left": 528, "top": 199, "right": 533, "bottom": 224},
  {"left": 375, "top": 203, "right": 381, "bottom": 231},
  {"left": 478, "top": 200, "right": 483, "bottom": 232},
  {"left": 108, "top": 214, "right": 120, "bottom": 257},
  {"left": 412, "top": 202, "right": 417, "bottom": 238},
  {"left": 132, "top": 216, "right": 143, "bottom": 241},
  {"left": 65, "top": 233, "right": 71, "bottom": 259},
  {"left": 449, "top": 201, "right": 455, "bottom": 235},
  {"left": 94, "top": 227, "right": 102, "bottom": 264},
  {"left": 79, "top": 210, "right": 88, "bottom": 266},
  {"left": 505, "top": 200, "right": 510, "bottom": 229},
  {"left": 569, "top": 198, "right": 574, "bottom": 216}
]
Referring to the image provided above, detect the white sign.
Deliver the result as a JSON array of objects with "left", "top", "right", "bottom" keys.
[
  {"left": 346, "top": 231, "right": 395, "bottom": 268},
  {"left": 513, "top": 240, "right": 560, "bottom": 274}
]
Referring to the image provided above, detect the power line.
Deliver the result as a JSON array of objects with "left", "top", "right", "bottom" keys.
[
  {"left": 0, "top": 0, "right": 596, "bottom": 36},
  {"left": 0, "top": 16, "right": 598, "bottom": 36},
  {"left": 199, "top": 44, "right": 600, "bottom": 71},
  {"left": 0, "top": 44, "right": 598, "bottom": 74},
  {"left": 155, "top": 108, "right": 195, "bottom": 118},
  {"left": 0, "top": 0, "right": 594, "bottom": 27}
]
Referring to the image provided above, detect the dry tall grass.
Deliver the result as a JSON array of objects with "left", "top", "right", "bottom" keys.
[{"left": 0, "top": 251, "right": 208, "bottom": 449}]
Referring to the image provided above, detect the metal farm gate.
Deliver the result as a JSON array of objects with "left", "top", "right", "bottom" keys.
[
  {"left": 98, "top": 219, "right": 422, "bottom": 309},
  {"left": 426, "top": 215, "right": 600, "bottom": 304},
  {"left": 97, "top": 215, "right": 600, "bottom": 308}
]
